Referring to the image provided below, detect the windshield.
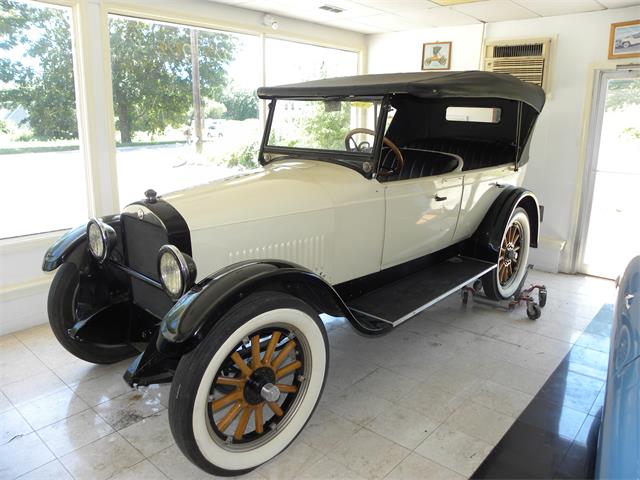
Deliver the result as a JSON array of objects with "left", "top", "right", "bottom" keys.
[{"left": 264, "top": 98, "right": 384, "bottom": 160}]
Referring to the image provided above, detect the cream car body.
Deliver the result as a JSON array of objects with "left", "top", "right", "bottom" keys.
[{"left": 163, "top": 159, "right": 525, "bottom": 284}]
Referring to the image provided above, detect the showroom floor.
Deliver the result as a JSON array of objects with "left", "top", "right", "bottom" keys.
[{"left": 0, "top": 270, "right": 615, "bottom": 480}]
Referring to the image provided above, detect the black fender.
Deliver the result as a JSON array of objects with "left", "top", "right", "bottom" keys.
[
  {"left": 157, "top": 259, "right": 388, "bottom": 355},
  {"left": 42, "top": 214, "right": 121, "bottom": 271},
  {"left": 466, "top": 186, "right": 540, "bottom": 263}
]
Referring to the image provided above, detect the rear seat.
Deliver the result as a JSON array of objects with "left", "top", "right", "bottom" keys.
[{"left": 405, "top": 138, "right": 516, "bottom": 171}]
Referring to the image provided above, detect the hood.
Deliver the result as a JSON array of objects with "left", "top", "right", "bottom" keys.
[{"left": 161, "top": 159, "right": 366, "bottom": 234}]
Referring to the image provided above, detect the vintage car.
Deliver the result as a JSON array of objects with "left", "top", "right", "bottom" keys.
[
  {"left": 596, "top": 255, "right": 640, "bottom": 479},
  {"left": 42, "top": 71, "right": 545, "bottom": 476}
]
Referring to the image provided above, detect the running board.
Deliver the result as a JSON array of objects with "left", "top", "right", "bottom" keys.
[{"left": 347, "top": 256, "right": 496, "bottom": 328}]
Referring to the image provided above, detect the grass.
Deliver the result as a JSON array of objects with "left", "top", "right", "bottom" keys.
[{"left": 0, "top": 140, "right": 188, "bottom": 155}]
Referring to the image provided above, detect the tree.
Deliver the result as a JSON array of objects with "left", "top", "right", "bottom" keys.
[
  {"left": 605, "top": 78, "right": 640, "bottom": 111},
  {"left": 304, "top": 101, "right": 350, "bottom": 150},
  {"left": 108, "top": 19, "right": 236, "bottom": 143},
  {"left": 0, "top": 1, "right": 237, "bottom": 143},
  {"left": 0, "top": 1, "right": 78, "bottom": 139},
  {"left": 222, "top": 89, "right": 258, "bottom": 121}
]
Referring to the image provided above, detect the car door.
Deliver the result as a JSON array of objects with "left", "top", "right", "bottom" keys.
[{"left": 381, "top": 172, "right": 463, "bottom": 269}]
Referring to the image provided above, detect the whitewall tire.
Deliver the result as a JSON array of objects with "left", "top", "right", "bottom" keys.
[
  {"left": 482, "top": 207, "right": 531, "bottom": 300},
  {"left": 168, "top": 292, "right": 328, "bottom": 476}
]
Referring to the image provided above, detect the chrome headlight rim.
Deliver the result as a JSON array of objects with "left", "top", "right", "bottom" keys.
[
  {"left": 157, "top": 244, "right": 197, "bottom": 300},
  {"left": 86, "top": 218, "right": 116, "bottom": 264}
]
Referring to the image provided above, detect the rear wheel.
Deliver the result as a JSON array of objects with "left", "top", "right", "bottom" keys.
[
  {"left": 168, "top": 292, "right": 328, "bottom": 476},
  {"left": 48, "top": 262, "right": 137, "bottom": 364},
  {"left": 482, "top": 207, "right": 531, "bottom": 300}
]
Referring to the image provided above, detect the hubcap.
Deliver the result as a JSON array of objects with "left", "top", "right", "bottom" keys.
[
  {"left": 499, "top": 222, "right": 522, "bottom": 286},
  {"left": 207, "top": 329, "right": 304, "bottom": 444}
]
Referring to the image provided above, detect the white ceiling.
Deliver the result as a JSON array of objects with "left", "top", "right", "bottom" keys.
[{"left": 209, "top": 0, "right": 640, "bottom": 33}]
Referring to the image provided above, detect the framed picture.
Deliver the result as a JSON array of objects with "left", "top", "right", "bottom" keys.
[
  {"left": 608, "top": 19, "right": 640, "bottom": 59},
  {"left": 422, "top": 42, "right": 452, "bottom": 70}
]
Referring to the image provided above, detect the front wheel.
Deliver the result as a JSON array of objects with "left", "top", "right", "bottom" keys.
[
  {"left": 168, "top": 292, "right": 328, "bottom": 476},
  {"left": 48, "top": 262, "right": 137, "bottom": 364},
  {"left": 482, "top": 207, "right": 531, "bottom": 300}
]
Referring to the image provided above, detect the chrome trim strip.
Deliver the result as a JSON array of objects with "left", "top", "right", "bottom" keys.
[{"left": 348, "top": 308, "right": 395, "bottom": 325}]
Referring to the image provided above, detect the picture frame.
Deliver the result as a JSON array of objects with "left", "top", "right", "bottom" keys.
[
  {"left": 608, "top": 19, "right": 640, "bottom": 59},
  {"left": 422, "top": 41, "right": 452, "bottom": 71}
]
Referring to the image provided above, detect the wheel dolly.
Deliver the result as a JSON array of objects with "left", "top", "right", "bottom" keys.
[{"left": 460, "top": 264, "right": 547, "bottom": 320}]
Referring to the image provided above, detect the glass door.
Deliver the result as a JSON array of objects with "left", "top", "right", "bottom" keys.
[{"left": 578, "top": 70, "right": 640, "bottom": 279}]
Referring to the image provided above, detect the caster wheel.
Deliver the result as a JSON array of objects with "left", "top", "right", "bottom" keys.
[
  {"left": 472, "top": 279, "right": 483, "bottom": 293},
  {"left": 538, "top": 287, "right": 547, "bottom": 308},
  {"left": 169, "top": 292, "right": 328, "bottom": 476},
  {"left": 526, "top": 301, "right": 541, "bottom": 320}
]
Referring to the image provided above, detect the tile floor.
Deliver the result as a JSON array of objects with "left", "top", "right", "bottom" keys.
[{"left": 0, "top": 271, "right": 615, "bottom": 479}]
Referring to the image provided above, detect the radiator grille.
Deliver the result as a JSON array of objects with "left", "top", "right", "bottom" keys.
[{"left": 122, "top": 214, "right": 173, "bottom": 318}]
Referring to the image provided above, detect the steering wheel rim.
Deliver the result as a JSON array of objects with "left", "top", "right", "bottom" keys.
[{"left": 344, "top": 128, "right": 404, "bottom": 177}]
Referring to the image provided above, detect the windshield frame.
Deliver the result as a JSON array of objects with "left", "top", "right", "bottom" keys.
[{"left": 259, "top": 96, "right": 390, "bottom": 178}]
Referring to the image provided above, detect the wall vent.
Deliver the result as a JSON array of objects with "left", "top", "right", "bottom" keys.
[
  {"left": 483, "top": 38, "right": 551, "bottom": 92},
  {"left": 319, "top": 4, "right": 344, "bottom": 13}
]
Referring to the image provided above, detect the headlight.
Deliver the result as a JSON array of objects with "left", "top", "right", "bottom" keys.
[
  {"left": 87, "top": 218, "right": 116, "bottom": 263},
  {"left": 158, "top": 245, "right": 197, "bottom": 300}
]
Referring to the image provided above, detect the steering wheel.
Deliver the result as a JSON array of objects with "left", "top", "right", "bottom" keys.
[{"left": 344, "top": 128, "right": 405, "bottom": 177}]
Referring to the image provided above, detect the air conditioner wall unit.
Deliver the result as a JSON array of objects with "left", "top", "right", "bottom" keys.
[{"left": 483, "top": 38, "right": 552, "bottom": 93}]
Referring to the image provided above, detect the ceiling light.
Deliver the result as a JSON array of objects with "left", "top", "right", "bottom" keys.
[
  {"left": 432, "top": 0, "right": 488, "bottom": 5},
  {"left": 263, "top": 14, "right": 278, "bottom": 30},
  {"left": 319, "top": 4, "right": 345, "bottom": 13}
]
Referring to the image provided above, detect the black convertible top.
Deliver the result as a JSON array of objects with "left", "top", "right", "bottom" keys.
[{"left": 257, "top": 71, "right": 545, "bottom": 113}]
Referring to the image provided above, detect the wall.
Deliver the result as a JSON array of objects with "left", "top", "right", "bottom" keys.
[
  {"left": 0, "top": 0, "right": 365, "bottom": 335},
  {"left": 366, "top": 6, "right": 640, "bottom": 273}
]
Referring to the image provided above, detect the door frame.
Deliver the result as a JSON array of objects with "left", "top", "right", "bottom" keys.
[{"left": 573, "top": 68, "right": 640, "bottom": 276}]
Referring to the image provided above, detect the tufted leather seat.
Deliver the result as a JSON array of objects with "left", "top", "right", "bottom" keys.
[
  {"left": 378, "top": 148, "right": 460, "bottom": 182},
  {"left": 405, "top": 138, "right": 516, "bottom": 171}
]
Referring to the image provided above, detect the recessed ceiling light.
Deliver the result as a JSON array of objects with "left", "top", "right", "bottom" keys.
[
  {"left": 319, "top": 4, "right": 345, "bottom": 13},
  {"left": 432, "top": 0, "right": 488, "bottom": 5}
]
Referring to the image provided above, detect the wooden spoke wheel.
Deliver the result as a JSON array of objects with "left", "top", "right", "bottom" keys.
[
  {"left": 168, "top": 292, "right": 328, "bottom": 476},
  {"left": 481, "top": 207, "right": 531, "bottom": 300},
  {"left": 498, "top": 222, "right": 522, "bottom": 286},
  {"left": 208, "top": 328, "right": 305, "bottom": 444}
]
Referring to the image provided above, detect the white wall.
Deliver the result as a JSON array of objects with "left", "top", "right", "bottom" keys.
[
  {"left": 366, "top": 6, "right": 640, "bottom": 273},
  {"left": 0, "top": 0, "right": 365, "bottom": 335}
]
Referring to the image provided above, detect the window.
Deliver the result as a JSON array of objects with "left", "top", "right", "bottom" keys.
[
  {"left": 267, "top": 99, "right": 381, "bottom": 154},
  {"left": 446, "top": 106, "right": 502, "bottom": 123},
  {"left": 0, "top": 0, "right": 87, "bottom": 239},
  {"left": 108, "top": 15, "right": 262, "bottom": 207},
  {"left": 265, "top": 38, "right": 358, "bottom": 86}
]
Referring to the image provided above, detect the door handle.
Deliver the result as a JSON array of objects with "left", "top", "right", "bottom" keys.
[{"left": 434, "top": 194, "right": 447, "bottom": 202}]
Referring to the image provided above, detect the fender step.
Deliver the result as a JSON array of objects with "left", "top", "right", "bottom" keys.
[{"left": 347, "top": 256, "right": 496, "bottom": 328}]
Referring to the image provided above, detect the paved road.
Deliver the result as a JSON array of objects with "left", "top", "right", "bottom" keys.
[{"left": 1, "top": 143, "right": 242, "bottom": 239}]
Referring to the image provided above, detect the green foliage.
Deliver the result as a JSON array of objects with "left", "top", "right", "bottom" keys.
[
  {"left": 227, "top": 141, "right": 259, "bottom": 169},
  {"left": 0, "top": 1, "right": 237, "bottom": 142},
  {"left": 221, "top": 89, "right": 258, "bottom": 121},
  {"left": 621, "top": 127, "right": 640, "bottom": 140},
  {"left": 203, "top": 98, "right": 227, "bottom": 119},
  {"left": 0, "top": 1, "right": 78, "bottom": 139},
  {"left": 605, "top": 78, "right": 640, "bottom": 112},
  {"left": 0, "top": 119, "right": 8, "bottom": 134},
  {"left": 109, "top": 19, "right": 236, "bottom": 143},
  {"left": 304, "top": 102, "right": 350, "bottom": 150}
]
